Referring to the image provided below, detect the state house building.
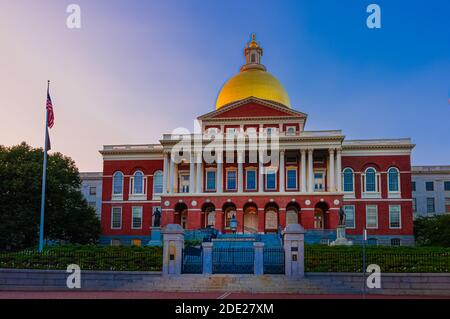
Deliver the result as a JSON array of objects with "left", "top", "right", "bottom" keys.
[{"left": 99, "top": 36, "right": 415, "bottom": 246}]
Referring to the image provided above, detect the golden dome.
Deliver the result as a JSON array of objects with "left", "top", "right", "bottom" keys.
[
  {"left": 215, "top": 69, "right": 291, "bottom": 109},
  {"left": 215, "top": 34, "right": 291, "bottom": 110}
]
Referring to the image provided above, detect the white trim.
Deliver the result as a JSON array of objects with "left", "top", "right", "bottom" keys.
[
  {"left": 343, "top": 198, "right": 412, "bottom": 202},
  {"left": 389, "top": 205, "right": 402, "bottom": 229},
  {"left": 365, "top": 205, "right": 378, "bottom": 229},
  {"left": 111, "top": 207, "right": 122, "bottom": 229},
  {"left": 387, "top": 167, "right": 401, "bottom": 198},
  {"left": 131, "top": 206, "right": 143, "bottom": 229},
  {"left": 343, "top": 205, "right": 356, "bottom": 229}
]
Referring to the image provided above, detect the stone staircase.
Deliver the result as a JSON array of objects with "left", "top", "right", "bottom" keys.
[{"left": 124, "top": 274, "right": 363, "bottom": 294}]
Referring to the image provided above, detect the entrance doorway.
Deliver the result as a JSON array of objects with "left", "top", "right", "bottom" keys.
[{"left": 243, "top": 203, "right": 258, "bottom": 233}]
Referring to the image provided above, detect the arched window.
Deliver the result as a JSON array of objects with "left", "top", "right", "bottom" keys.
[
  {"left": 153, "top": 170, "right": 163, "bottom": 195},
  {"left": 112, "top": 172, "right": 123, "bottom": 195},
  {"left": 365, "top": 168, "right": 376, "bottom": 192},
  {"left": 388, "top": 167, "right": 399, "bottom": 192},
  {"left": 132, "top": 171, "right": 144, "bottom": 194},
  {"left": 343, "top": 168, "right": 354, "bottom": 192}
]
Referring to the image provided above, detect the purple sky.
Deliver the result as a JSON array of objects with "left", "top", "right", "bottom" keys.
[{"left": 0, "top": 0, "right": 449, "bottom": 172}]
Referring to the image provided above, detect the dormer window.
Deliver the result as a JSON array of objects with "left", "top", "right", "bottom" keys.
[{"left": 286, "top": 126, "right": 296, "bottom": 135}]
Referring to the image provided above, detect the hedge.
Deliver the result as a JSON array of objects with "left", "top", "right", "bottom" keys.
[
  {"left": 0, "top": 245, "right": 163, "bottom": 271},
  {"left": 305, "top": 245, "right": 450, "bottom": 273}
]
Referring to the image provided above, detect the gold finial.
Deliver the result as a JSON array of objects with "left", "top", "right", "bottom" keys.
[{"left": 249, "top": 33, "right": 258, "bottom": 48}]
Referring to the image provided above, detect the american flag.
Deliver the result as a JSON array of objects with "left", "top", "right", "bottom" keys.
[{"left": 46, "top": 90, "right": 54, "bottom": 128}]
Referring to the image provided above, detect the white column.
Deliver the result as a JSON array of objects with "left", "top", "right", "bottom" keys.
[
  {"left": 336, "top": 148, "right": 342, "bottom": 192},
  {"left": 279, "top": 151, "right": 285, "bottom": 192},
  {"left": 189, "top": 153, "right": 195, "bottom": 194},
  {"left": 329, "top": 148, "right": 335, "bottom": 192},
  {"left": 169, "top": 153, "right": 175, "bottom": 194},
  {"left": 307, "top": 149, "right": 314, "bottom": 192},
  {"left": 196, "top": 152, "right": 202, "bottom": 193},
  {"left": 258, "top": 150, "right": 264, "bottom": 192},
  {"left": 238, "top": 151, "right": 244, "bottom": 193},
  {"left": 300, "top": 149, "right": 306, "bottom": 192},
  {"left": 217, "top": 152, "right": 223, "bottom": 193},
  {"left": 162, "top": 152, "right": 168, "bottom": 194}
]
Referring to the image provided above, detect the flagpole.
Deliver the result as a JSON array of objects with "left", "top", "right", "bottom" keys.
[{"left": 38, "top": 80, "right": 50, "bottom": 253}]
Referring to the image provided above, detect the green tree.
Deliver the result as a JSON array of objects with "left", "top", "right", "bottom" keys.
[
  {"left": 0, "top": 142, "right": 100, "bottom": 251},
  {"left": 414, "top": 215, "right": 450, "bottom": 247}
]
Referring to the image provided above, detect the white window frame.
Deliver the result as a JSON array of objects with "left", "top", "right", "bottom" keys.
[
  {"left": 342, "top": 167, "right": 355, "bottom": 195},
  {"left": 362, "top": 167, "right": 381, "bottom": 198},
  {"left": 313, "top": 170, "right": 325, "bottom": 192},
  {"left": 226, "top": 127, "right": 237, "bottom": 137},
  {"left": 152, "top": 170, "right": 163, "bottom": 199},
  {"left": 111, "top": 207, "right": 122, "bottom": 229},
  {"left": 285, "top": 126, "right": 297, "bottom": 136},
  {"left": 131, "top": 206, "right": 143, "bottom": 229},
  {"left": 389, "top": 205, "right": 402, "bottom": 229},
  {"left": 112, "top": 171, "right": 124, "bottom": 201},
  {"left": 206, "top": 127, "right": 219, "bottom": 136},
  {"left": 286, "top": 166, "right": 298, "bottom": 190},
  {"left": 226, "top": 168, "right": 237, "bottom": 191},
  {"left": 129, "top": 170, "right": 147, "bottom": 200},
  {"left": 245, "top": 167, "right": 257, "bottom": 191},
  {"left": 365, "top": 205, "right": 378, "bottom": 229},
  {"left": 343, "top": 205, "right": 356, "bottom": 229},
  {"left": 205, "top": 168, "right": 217, "bottom": 192},
  {"left": 178, "top": 171, "right": 190, "bottom": 193},
  {"left": 265, "top": 168, "right": 277, "bottom": 191},
  {"left": 387, "top": 167, "right": 401, "bottom": 198}
]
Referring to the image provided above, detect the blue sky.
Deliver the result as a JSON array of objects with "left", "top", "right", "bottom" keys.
[{"left": 0, "top": 0, "right": 449, "bottom": 170}]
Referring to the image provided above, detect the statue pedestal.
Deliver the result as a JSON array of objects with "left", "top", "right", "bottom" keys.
[
  {"left": 147, "top": 227, "right": 162, "bottom": 247},
  {"left": 330, "top": 225, "right": 353, "bottom": 246}
]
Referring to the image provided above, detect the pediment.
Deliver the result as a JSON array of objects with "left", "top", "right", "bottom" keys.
[{"left": 198, "top": 97, "right": 307, "bottom": 121}]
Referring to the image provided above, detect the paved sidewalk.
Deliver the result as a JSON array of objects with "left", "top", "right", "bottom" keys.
[{"left": 1, "top": 291, "right": 449, "bottom": 299}]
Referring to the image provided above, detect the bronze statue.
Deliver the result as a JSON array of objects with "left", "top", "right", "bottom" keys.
[
  {"left": 338, "top": 206, "right": 346, "bottom": 226},
  {"left": 153, "top": 208, "right": 161, "bottom": 227}
]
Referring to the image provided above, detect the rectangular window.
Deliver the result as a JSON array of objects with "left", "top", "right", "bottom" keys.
[
  {"left": 180, "top": 173, "right": 190, "bottom": 193},
  {"left": 426, "top": 197, "right": 435, "bottom": 213},
  {"left": 389, "top": 205, "right": 401, "bottom": 229},
  {"left": 412, "top": 198, "right": 417, "bottom": 212},
  {"left": 132, "top": 207, "right": 143, "bottom": 229},
  {"left": 226, "top": 170, "right": 237, "bottom": 191},
  {"left": 426, "top": 181, "right": 434, "bottom": 191},
  {"left": 366, "top": 205, "right": 378, "bottom": 229},
  {"left": 206, "top": 170, "right": 216, "bottom": 191},
  {"left": 265, "top": 170, "right": 276, "bottom": 190},
  {"left": 206, "top": 127, "right": 218, "bottom": 135},
  {"left": 132, "top": 239, "right": 142, "bottom": 247},
  {"left": 314, "top": 172, "right": 324, "bottom": 191},
  {"left": 89, "top": 186, "right": 96, "bottom": 195},
  {"left": 445, "top": 198, "right": 450, "bottom": 213},
  {"left": 111, "top": 207, "right": 122, "bottom": 229},
  {"left": 246, "top": 169, "right": 257, "bottom": 191},
  {"left": 445, "top": 181, "right": 450, "bottom": 191},
  {"left": 264, "top": 127, "right": 277, "bottom": 136},
  {"left": 344, "top": 205, "right": 355, "bottom": 229},
  {"left": 286, "top": 168, "right": 297, "bottom": 190},
  {"left": 411, "top": 181, "right": 416, "bottom": 192}
]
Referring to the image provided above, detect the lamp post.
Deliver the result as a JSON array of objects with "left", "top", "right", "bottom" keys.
[{"left": 230, "top": 214, "right": 238, "bottom": 234}]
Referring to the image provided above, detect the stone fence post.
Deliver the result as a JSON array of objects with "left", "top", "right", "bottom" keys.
[
  {"left": 283, "top": 224, "right": 305, "bottom": 278},
  {"left": 202, "top": 242, "right": 213, "bottom": 274},
  {"left": 161, "top": 224, "right": 184, "bottom": 276},
  {"left": 253, "top": 242, "right": 264, "bottom": 275}
]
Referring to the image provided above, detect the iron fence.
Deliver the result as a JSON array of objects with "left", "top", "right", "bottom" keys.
[
  {"left": 263, "top": 247, "right": 285, "bottom": 274},
  {"left": 182, "top": 247, "right": 203, "bottom": 274},
  {"left": 212, "top": 247, "right": 254, "bottom": 274}
]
